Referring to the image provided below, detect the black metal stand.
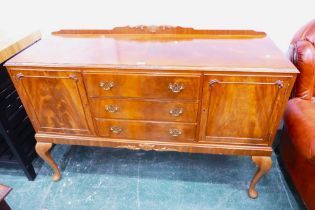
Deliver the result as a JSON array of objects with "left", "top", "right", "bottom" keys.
[{"left": 0, "top": 65, "right": 36, "bottom": 180}]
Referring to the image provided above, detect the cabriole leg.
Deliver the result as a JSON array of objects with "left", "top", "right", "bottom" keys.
[
  {"left": 35, "top": 142, "right": 61, "bottom": 181},
  {"left": 248, "top": 156, "right": 272, "bottom": 199}
]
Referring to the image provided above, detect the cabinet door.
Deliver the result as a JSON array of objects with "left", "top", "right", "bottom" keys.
[
  {"left": 10, "top": 70, "right": 94, "bottom": 135},
  {"left": 199, "top": 74, "right": 292, "bottom": 145}
]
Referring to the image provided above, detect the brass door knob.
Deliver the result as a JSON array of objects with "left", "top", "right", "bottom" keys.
[
  {"left": 275, "top": 80, "right": 284, "bottom": 89},
  {"left": 169, "top": 107, "right": 183, "bottom": 117},
  {"left": 99, "top": 81, "right": 115, "bottom": 91},
  {"left": 110, "top": 126, "right": 123, "bottom": 134},
  {"left": 16, "top": 73, "right": 24, "bottom": 79},
  {"left": 169, "top": 83, "right": 184, "bottom": 93},
  {"left": 169, "top": 128, "right": 182, "bottom": 137}
]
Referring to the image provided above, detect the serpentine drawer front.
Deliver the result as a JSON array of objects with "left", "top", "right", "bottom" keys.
[
  {"left": 89, "top": 98, "right": 199, "bottom": 122},
  {"left": 95, "top": 119, "right": 196, "bottom": 142},
  {"left": 84, "top": 73, "right": 201, "bottom": 100},
  {"left": 4, "top": 26, "right": 299, "bottom": 198}
]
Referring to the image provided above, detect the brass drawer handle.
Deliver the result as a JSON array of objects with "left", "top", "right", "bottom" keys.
[
  {"left": 99, "top": 81, "right": 115, "bottom": 91},
  {"left": 105, "top": 105, "right": 119, "bottom": 113},
  {"left": 169, "top": 107, "right": 183, "bottom": 117},
  {"left": 169, "top": 128, "right": 182, "bottom": 137},
  {"left": 169, "top": 83, "right": 184, "bottom": 93},
  {"left": 110, "top": 126, "right": 123, "bottom": 134}
]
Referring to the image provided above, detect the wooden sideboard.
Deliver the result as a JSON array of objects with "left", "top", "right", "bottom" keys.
[{"left": 4, "top": 26, "right": 298, "bottom": 198}]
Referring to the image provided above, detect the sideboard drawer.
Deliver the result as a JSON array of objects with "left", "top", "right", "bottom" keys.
[
  {"left": 95, "top": 119, "right": 196, "bottom": 141},
  {"left": 83, "top": 73, "right": 201, "bottom": 100},
  {"left": 90, "top": 98, "right": 199, "bottom": 122}
]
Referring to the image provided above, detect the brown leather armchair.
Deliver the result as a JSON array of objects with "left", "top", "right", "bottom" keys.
[{"left": 280, "top": 19, "right": 315, "bottom": 210}]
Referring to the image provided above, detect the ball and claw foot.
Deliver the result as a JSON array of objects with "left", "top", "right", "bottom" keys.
[
  {"left": 248, "top": 187, "right": 258, "bottom": 199},
  {"left": 35, "top": 142, "right": 61, "bottom": 181},
  {"left": 52, "top": 172, "right": 61, "bottom": 182},
  {"left": 248, "top": 156, "right": 272, "bottom": 199}
]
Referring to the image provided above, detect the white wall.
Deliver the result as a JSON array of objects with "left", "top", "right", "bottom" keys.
[{"left": 1, "top": 0, "right": 315, "bottom": 52}]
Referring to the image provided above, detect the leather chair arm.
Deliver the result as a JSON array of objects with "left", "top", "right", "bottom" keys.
[
  {"left": 289, "top": 40, "right": 315, "bottom": 100},
  {"left": 284, "top": 98, "right": 315, "bottom": 165}
]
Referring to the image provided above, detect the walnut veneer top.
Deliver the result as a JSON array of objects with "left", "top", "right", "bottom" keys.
[{"left": 5, "top": 27, "right": 298, "bottom": 73}]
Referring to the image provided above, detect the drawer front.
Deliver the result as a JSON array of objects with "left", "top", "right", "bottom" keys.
[
  {"left": 83, "top": 73, "right": 201, "bottom": 100},
  {"left": 90, "top": 99, "right": 199, "bottom": 122},
  {"left": 95, "top": 119, "right": 196, "bottom": 142}
]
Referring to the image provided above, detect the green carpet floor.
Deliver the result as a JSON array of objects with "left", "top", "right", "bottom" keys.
[{"left": 0, "top": 145, "right": 302, "bottom": 210}]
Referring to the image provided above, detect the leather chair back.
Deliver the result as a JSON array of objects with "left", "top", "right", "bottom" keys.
[{"left": 289, "top": 19, "right": 315, "bottom": 100}]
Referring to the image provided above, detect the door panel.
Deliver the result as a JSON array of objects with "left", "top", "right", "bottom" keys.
[
  {"left": 200, "top": 74, "right": 290, "bottom": 145},
  {"left": 13, "top": 70, "right": 94, "bottom": 135}
]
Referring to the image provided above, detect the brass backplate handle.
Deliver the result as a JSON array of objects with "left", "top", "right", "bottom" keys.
[
  {"left": 169, "top": 107, "right": 183, "bottom": 117},
  {"left": 169, "top": 128, "right": 182, "bottom": 137},
  {"left": 105, "top": 105, "right": 119, "bottom": 113},
  {"left": 110, "top": 126, "right": 123, "bottom": 134},
  {"left": 99, "top": 81, "right": 115, "bottom": 91},
  {"left": 169, "top": 83, "right": 184, "bottom": 93}
]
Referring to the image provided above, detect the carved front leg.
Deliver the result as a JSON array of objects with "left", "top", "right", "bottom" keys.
[
  {"left": 35, "top": 142, "right": 61, "bottom": 181},
  {"left": 248, "top": 156, "right": 272, "bottom": 199}
]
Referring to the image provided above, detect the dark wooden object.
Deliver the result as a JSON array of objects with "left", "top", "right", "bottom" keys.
[
  {"left": 0, "top": 65, "right": 36, "bottom": 180},
  {"left": 5, "top": 26, "right": 298, "bottom": 198},
  {"left": 0, "top": 30, "right": 41, "bottom": 180}
]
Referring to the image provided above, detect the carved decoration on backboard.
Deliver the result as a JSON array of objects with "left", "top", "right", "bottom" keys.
[{"left": 52, "top": 26, "right": 266, "bottom": 39}]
